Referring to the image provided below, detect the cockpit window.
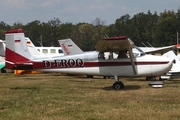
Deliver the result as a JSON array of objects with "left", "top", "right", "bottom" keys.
[{"left": 133, "top": 46, "right": 146, "bottom": 57}]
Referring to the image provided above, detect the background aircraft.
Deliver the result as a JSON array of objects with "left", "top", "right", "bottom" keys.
[
  {"left": 5, "top": 29, "right": 173, "bottom": 89},
  {"left": 160, "top": 50, "right": 180, "bottom": 79}
]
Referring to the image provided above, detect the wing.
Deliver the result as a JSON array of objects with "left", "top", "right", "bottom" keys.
[
  {"left": 140, "top": 45, "right": 177, "bottom": 54},
  {"left": 95, "top": 36, "right": 137, "bottom": 75},
  {"left": 95, "top": 36, "right": 134, "bottom": 52}
]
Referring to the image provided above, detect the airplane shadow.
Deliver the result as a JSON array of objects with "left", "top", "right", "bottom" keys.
[
  {"left": 164, "top": 79, "right": 180, "bottom": 84},
  {"left": 10, "top": 86, "right": 39, "bottom": 90},
  {"left": 102, "top": 85, "right": 141, "bottom": 91}
]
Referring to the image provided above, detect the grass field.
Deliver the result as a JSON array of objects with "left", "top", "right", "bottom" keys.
[{"left": 0, "top": 72, "right": 180, "bottom": 120}]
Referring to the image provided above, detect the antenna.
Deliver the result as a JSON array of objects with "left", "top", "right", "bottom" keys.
[
  {"left": 104, "top": 34, "right": 109, "bottom": 38},
  {"left": 146, "top": 42, "right": 154, "bottom": 48},
  {"left": 38, "top": 41, "right": 43, "bottom": 47},
  {"left": 141, "top": 42, "right": 147, "bottom": 47}
]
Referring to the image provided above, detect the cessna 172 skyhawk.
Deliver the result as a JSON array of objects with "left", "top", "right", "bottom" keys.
[{"left": 5, "top": 29, "right": 173, "bottom": 89}]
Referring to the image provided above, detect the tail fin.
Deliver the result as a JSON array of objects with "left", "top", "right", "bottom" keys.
[
  {"left": 25, "top": 37, "right": 43, "bottom": 56},
  {"left": 162, "top": 50, "right": 180, "bottom": 73},
  {"left": 58, "top": 38, "right": 83, "bottom": 55},
  {"left": 0, "top": 40, "right": 5, "bottom": 57},
  {"left": 5, "top": 29, "right": 33, "bottom": 69}
]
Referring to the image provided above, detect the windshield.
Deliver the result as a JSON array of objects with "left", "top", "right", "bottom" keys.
[{"left": 133, "top": 46, "right": 146, "bottom": 57}]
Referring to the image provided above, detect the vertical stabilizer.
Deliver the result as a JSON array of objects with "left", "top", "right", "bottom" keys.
[
  {"left": 25, "top": 37, "right": 43, "bottom": 56},
  {"left": 5, "top": 29, "right": 33, "bottom": 69},
  {"left": 58, "top": 38, "right": 83, "bottom": 55}
]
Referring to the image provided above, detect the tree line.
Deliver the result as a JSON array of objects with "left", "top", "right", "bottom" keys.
[{"left": 0, "top": 9, "right": 180, "bottom": 51}]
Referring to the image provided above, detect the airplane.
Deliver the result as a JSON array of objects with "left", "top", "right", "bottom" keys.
[
  {"left": 0, "top": 40, "right": 6, "bottom": 73},
  {"left": 5, "top": 29, "right": 173, "bottom": 90},
  {"left": 160, "top": 50, "right": 180, "bottom": 79}
]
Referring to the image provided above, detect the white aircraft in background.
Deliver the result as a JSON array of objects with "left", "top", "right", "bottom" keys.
[
  {"left": 160, "top": 50, "right": 180, "bottom": 79},
  {"left": 0, "top": 40, "right": 6, "bottom": 73},
  {"left": 5, "top": 29, "right": 173, "bottom": 89}
]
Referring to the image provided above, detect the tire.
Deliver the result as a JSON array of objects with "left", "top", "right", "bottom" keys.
[
  {"left": 113, "top": 82, "right": 124, "bottom": 90},
  {"left": 1, "top": 68, "right": 6, "bottom": 73},
  {"left": 87, "top": 75, "right": 93, "bottom": 78}
]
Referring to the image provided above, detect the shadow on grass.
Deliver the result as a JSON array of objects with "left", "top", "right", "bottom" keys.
[
  {"left": 102, "top": 85, "right": 141, "bottom": 91},
  {"left": 164, "top": 80, "right": 180, "bottom": 84},
  {"left": 10, "top": 86, "right": 40, "bottom": 90}
]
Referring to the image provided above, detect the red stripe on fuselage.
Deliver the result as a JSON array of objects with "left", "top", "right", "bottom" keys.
[{"left": 30, "top": 61, "right": 169, "bottom": 69}]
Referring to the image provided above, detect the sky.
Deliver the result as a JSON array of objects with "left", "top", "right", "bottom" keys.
[{"left": 0, "top": 0, "right": 179, "bottom": 26}]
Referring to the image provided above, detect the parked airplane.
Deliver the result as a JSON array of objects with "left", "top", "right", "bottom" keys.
[
  {"left": 5, "top": 29, "right": 173, "bottom": 89},
  {"left": 160, "top": 50, "right": 180, "bottom": 79}
]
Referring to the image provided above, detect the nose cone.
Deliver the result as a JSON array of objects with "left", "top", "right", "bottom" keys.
[{"left": 151, "top": 56, "right": 173, "bottom": 76}]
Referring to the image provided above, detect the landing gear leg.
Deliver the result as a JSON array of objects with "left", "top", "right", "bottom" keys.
[{"left": 113, "top": 75, "right": 124, "bottom": 90}]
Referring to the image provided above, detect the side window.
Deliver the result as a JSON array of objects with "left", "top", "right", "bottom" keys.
[
  {"left": 98, "top": 52, "right": 105, "bottom": 59},
  {"left": 50, "top": 49, "right": 56, "bottom": 54},
  {"left": 37, "top": 49, "right": 40, "bottom": 52},
  {"left": 117, "top": 51, "right": 128, "bottom": 58},
  {"left": 58, "top": 49, "right": 63, "bottom": 53},
  {"left": 42, "top": 49, "right": 48, "bottom": 54}
]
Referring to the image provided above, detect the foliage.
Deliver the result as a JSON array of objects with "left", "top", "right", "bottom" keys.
[{"left": 0, "top": 9, "right": 180, "bottom": 50}]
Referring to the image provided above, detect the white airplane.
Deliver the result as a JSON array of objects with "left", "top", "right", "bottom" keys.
[
  {"left": 0, "top": 40, "right": 6, "bottom": 73},
  {"left": 160, "top": 50, "right": 180, "bottom": 79},
  {"left": 5, "top": 29, "right": 173, "bottom": 89}
]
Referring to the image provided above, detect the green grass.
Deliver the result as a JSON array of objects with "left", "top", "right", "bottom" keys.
[{"left": 0, "top": 72, "right": 180, "bottom": 120}]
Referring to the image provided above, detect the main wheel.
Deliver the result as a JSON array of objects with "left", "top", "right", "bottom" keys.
[
  {"left": 113, "top": 81, "right": 124, "bottom": 90},
  {"left": 87, "top": 75, "right": 93, "bottom": 78},
  {"left": 1, "top": 68, "right": 6, "bottom": 73}
]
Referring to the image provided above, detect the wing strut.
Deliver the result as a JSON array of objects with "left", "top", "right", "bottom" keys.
[{"left": 128, "top": 47, "right": 137, "bottom": 75}]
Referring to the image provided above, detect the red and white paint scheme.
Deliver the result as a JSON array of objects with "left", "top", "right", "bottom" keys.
[{"left": 5, "top": 29, "right": 173, "bottom": 89}]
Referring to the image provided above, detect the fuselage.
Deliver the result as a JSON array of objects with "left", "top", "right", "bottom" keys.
[{"left": 13, "top": 51, "right": 172, "bottom": 77}]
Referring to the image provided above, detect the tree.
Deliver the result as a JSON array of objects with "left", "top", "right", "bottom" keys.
[
  {"left": 48, "top": 17, "right": 61, "bottom": 46},
  {"left": 92, "top": 17, "right": 107, "bottom": 40},
  {"left": 78, "top": 23, "right": 95, "bottom": 51},
  {"left": 153, "top": 10, "right": 178, "bottom": 46},
  {"left": 0, "top": 21, "right": 10, "bottom": 40},
  {"left": 23, "top": 20, "right": 43, "bottom": 46}
]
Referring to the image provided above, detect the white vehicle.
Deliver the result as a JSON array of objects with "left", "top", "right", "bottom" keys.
[{"left": 5, "top": 29, "right": 173, "bottom": 89}]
